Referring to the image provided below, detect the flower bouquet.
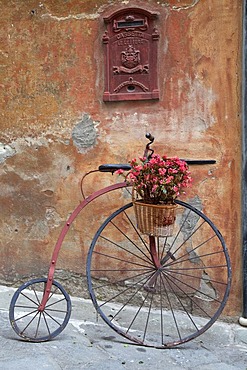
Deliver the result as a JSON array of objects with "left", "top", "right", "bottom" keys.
[{"left": 117, "top": 154, "right": 192, "bottom": 236}]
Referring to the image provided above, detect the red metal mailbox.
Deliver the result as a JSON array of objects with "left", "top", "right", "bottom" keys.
[{"left": 103, "top": 8, "right": 159, "bottom": 102}]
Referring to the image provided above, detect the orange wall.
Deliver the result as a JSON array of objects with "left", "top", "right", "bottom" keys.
[{"left": 0, "top": 0, "right": 242, "bottom": 316}]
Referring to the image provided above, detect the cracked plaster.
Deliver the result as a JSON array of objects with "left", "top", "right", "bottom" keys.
[
  {"left": 0, "top": 143, "right": 16, "bottom": 164},
  {"left": 34, "top": 0, "right": 201, "bottom": 22},
  {"left": 0, "top": 0, "right": 242, "bottom": 316},
  {"left": 171, "top": 0, "right": 200, "bottom": 11},
  {"left": 72, "top": 114, "right": 99, "bottom": 153}
]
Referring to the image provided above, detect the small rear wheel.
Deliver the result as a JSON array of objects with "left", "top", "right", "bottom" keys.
[
  {"left": 9, "top": 278, "right": 71, "bottom": 342},
  {"left": 87, "top": 201, "right": 231, "bottom": 348}
]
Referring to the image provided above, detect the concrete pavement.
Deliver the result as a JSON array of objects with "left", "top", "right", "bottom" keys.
[{"left": 0, "top": 284, "right": 247, "bottom": 370}]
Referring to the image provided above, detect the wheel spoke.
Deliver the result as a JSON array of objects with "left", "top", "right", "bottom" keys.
[
  {"left": 168, "top": 264, "right": 228, "bottom": 271},
  {"left": 162, "top": 268, "right": 211, "bottom": 318},
  {"left": 92, "top": 248, "right": 152, "bottom": 268},
  {"left": 35, "top": 313, "right": 42, "bottom": 338},
  {"left": 165, "top": 248, "right": 223, "bottom": 268},
  {"left": 143, "top": 288, "right": 155, "bottom": 342},
  {"left": 165, "top": 269, "right": 228, "bottom": 286},
  {"left": 19, "top": 292, "right": 39, "bottom": 307},
  {"left": 20, "top": 311, "right": 40, "bottom": 334},
  {"left": 162, "top": 220, "right": 207, "bottom": 264},
  {"left": 41, "top": 311, "right": 52, "bottom": 337},
  {"left": 12, "top": 309, "right": 39, "bottom": 323},
  {"left": 163, "top": 270, "right": 218, "bottom": 314},
  {"left": 109, "top": 218, "right": 153, "bottom": 263},
  {"left": 92, "top": 269, "right": 154, "bottom": 290},
  {"left": 32, "top": 286, "right": 42, "bottom": 306},
  {"left": 160, "top": 273, "right": 182, "bottom": 341},
  {"left": 98, "top": 270, "right": 155, "bottom": 309},
  {"left": 45, "top": 297, "right": 67, "bottom": 309},
  {"left": 161, "top": 272, "right": 200, "bottom": 331},
  {"left": 43, "top": 310, "right": 64, "bottom": 326}
]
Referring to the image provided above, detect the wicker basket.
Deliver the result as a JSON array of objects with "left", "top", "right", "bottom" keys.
[{"left": 133, "top": 201, "right": 177, "bottom": 237}]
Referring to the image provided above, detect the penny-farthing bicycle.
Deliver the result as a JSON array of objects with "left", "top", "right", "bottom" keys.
[{"left": 9, "top": 134, "right": 231, "bottom": 348}]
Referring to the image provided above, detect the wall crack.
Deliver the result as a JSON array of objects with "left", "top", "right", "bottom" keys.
[
  {"left": 41, "top": 12, "right": 99, "bottom": 21},
  {"left": 172, "top": 0, "right": 200, "bottom": 11}
]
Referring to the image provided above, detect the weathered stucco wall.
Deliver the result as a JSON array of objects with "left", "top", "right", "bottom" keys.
[{"left": 0, "top": 0, "right": 242, "bottom": 316}]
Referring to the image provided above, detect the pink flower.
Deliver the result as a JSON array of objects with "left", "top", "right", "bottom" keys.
[
  {"left": 165, "top": 176, "right": 174, "bottom": 184},
  {"left": 158, "top": 168, "right": 166, "bottom": 175},
  {"left": 115, "top": 169, "right": 124, "bottom": 175},
  {"left": 152, "top": 184, "right": 158, "bottom": 192},
  {"left": 132, "top": 171, "right": 140, "bottom": 177},
  {"left": 139, "top": 156, "right": 147, "bottom": 162},
  {"left": 134, "top": 165, "right": 142, "bottom": 171},
  {"left": 129, "top": 173, "right": 137, "bottom": 180},
  {"left": 168, "top": 168, "right": 178, "bottom": 174}
]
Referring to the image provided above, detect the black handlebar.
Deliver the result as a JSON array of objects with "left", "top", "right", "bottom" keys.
[
  {"left": 183, "top": 159, "right": 216, "bottom": 165},
  {"left": 98, "top": 134, "right": 216, "bottom": 173}
]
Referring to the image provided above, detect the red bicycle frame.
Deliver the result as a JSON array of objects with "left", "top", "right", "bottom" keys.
[{"left": 38, "top": 179, "right": 128, "bottom": 311}]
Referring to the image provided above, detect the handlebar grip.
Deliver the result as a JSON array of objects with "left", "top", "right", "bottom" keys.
[
  {"left": 146, "top": 133, "right": 154, "bottom": 142},
  {"left": 184, "top": 159, "right": 216, "bottom": 165}
]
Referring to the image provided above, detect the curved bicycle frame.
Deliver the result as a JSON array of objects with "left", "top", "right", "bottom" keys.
[
  {"left": 38, "top": 134, "right": 156, "bottom": 311},
  {"left": 37, "top": 134, "right": 221, "bottom": 312},
  {"left": 38, "top": 179, "right": 129, "bottom": 311}
]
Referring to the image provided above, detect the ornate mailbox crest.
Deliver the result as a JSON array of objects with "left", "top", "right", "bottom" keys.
[{"left": 102, "top": 8, "right": 159, "bottom": 101}]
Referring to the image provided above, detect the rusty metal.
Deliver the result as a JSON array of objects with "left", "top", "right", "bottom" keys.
[
  {"left": 102, "top": 7, "right": 159, "bottom": 101},
  {"left": 39, "top": 180, "right": 128, "bottom": 312}
]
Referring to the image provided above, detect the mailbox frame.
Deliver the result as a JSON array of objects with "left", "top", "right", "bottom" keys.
[{"left": 102, "top": 7, "right": 160, "bottom": 102}]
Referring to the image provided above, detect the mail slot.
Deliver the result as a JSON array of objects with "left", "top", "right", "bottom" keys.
[{"left": 102, "top": 8, "right": 160, "bottom": 102}]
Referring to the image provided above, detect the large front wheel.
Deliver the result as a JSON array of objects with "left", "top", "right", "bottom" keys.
[{"left": 86, "top": 201, "right": 231, "bottom": 348}]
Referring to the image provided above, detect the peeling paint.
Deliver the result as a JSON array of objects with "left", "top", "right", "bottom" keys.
[
  {"left": 72, "top": 114, "right": 98, "bottom": 153},
  {"left": 45, "top": 207, "right": 62, "bottom": 228},
  {"left": 0, "top": 143, "right": 16, "bottom": 163},
  {"left": 187, "top": 246, "right": 201, "bottom": 264},
  {"left": 196, "top": 271, "right": 217, "bottom": 301},
  {"left": 27, "top": 219, "right": 49, "bottom": 240},
  {"left": 172, "top": 0, "right": 201, "bottom": 11},
  {"left": 41, "top": 12, "right": 99, "bottom": 21},
  {"left": 180, "top": 196, "right": 202, "bottom": 239}
]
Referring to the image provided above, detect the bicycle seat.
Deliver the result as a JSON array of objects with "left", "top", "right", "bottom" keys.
[{"left": 98, "top": 164, "right": 131, "bottom": 173}]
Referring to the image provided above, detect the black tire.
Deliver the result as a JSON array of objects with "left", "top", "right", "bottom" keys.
[{"left": 9, "top": 278, "right": 71, "bottom": 342}]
